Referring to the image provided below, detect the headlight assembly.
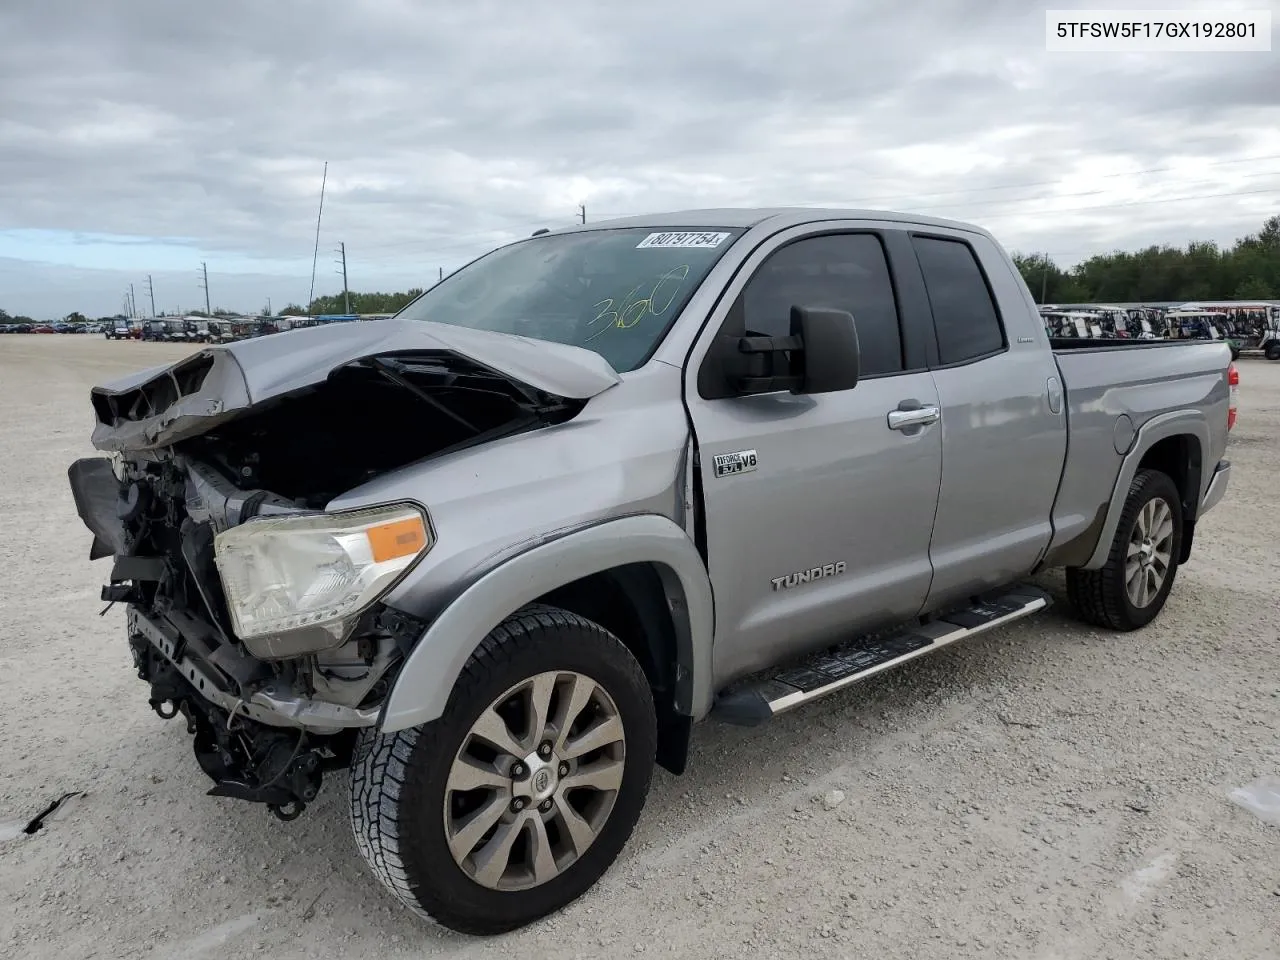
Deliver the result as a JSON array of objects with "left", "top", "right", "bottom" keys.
[{"left": 213, "top": 503, "right": 431, "bottom": 657}]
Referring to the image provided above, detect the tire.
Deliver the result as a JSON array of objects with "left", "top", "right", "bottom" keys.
[
  {"left": 1066, "top": 468, "right": 1182, "bottom": 631},
  {"left": 349, "top": 604, "right": 656, "bottom": 934},
  {"left": 1229, "top": 345, "right": 1241, "bottom": 361},
  {"left": 1265, "top": 343, "right": 1280, "bottom": 362}
]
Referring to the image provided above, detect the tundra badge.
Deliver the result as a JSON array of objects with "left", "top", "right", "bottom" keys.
[
  {"left": 771, "top": 562, "right": 847, "bottom": 590},
  {"left": 713, "top": 449, "right": 758, "bottom": 477}
]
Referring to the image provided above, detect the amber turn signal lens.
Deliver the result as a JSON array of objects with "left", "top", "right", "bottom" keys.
[{"left": 367, "top": 515, "right": 429, "bottom": 563}]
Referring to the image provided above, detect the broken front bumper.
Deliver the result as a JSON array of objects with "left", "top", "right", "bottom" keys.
[
  {"left": 128, "top": 608, "right": 372, "bottom": 818},
  {"left": 129, "top": 607, "right": 379, "bottom": 733}
]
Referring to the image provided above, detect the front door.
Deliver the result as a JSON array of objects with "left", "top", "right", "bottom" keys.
[{"left": 684, "top": 228, "right": 944, "bottom": 686}]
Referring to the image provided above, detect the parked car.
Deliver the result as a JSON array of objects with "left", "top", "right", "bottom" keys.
[
  {"left": 68, "top": 208, "right": 1235, "bottom": 934},
  {"left": 106, "top": 322, "right": 133, "bottom": 340}
]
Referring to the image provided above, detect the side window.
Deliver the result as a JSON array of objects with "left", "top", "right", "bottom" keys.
[
  {"left": 741, "top": 233, "right": 904, "bottom": 377},
  {"left": 910, "top": 236, "right": 1006, "bottom": 365}
]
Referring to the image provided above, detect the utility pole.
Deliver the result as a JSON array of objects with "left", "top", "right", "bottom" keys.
[
  {"left": 438, "top": 266, "right": 444, "bottom": 282},
  {"left": 129, "top": 283, "right": 137, "bottom": 319},
  {"left": 578, "top": 204, "right": 586, "bottom": 224},
  {"left": 198, "top": 261, "right": 211, "bottom": 315},
  {"left": 266, "top": 297, "right": 272, "bottom": 316},
  {"left": 335, "top": 242, "right": 350, "bottom": 314},
  {"left": 146, "top": 275, "right": 156, "bottom": 317},
  {"left": 1041, "top": 254, "right": 1049, "bottom": 304}
]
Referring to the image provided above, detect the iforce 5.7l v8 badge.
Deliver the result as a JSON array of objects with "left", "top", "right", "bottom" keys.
[{"left": 712, "top": 449, "right": 758, "bottom": 478}]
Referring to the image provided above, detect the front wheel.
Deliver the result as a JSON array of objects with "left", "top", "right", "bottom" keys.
[
  {"left": 349, "top": 605, "right": 656, "bottom": 934},
  {"left": 1066, "top": 468, "right": 1183, "bottom": 631},
  {"left": 1265, "top": 342, "right": 1280, "bottom": 362}
]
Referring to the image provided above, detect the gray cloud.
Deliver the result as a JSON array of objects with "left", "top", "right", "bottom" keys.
[{"left": 0, "top": 0, "right": 1277, "bottom": 317}]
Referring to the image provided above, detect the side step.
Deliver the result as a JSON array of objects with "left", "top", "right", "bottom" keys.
[{"left": 711, "top": 585, "right": 1052, "bottom": 726}]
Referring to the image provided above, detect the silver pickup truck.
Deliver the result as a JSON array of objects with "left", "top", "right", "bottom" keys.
[{"left": 68, "top": 208, "right": 1236, "bottom": 934}]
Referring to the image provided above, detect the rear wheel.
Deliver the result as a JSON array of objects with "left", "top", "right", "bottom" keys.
[
  {"left": 1265, "top": 342, "right": 1280, "bottom": 361},
  {"left": 349, "top": 605, "right": 656, "bottom": 934},
  {"left": 1066, "top": 468, "right": 1182, "bottom": 631}
]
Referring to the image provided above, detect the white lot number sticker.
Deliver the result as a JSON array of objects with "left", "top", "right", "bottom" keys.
[{"left": 636, "top": 231, "right": 730, "bottom": 249}]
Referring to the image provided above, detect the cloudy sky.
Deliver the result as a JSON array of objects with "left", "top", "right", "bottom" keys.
[{"left": 1, "top": 0, "right": 1277, "bottom": 319}]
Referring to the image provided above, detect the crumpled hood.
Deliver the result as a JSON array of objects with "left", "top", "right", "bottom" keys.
[{"left": 90, "top": 319, "right": 622, "bottom": 453}]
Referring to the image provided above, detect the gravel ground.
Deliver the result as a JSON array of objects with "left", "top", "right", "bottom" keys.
[{"left": 1, "top": 334, "right": 1277, "bottom": 960}]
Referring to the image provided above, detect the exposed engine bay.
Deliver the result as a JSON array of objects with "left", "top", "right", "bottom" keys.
[{"left": 69, "top": 347, "right": 589, "bottom": 819}]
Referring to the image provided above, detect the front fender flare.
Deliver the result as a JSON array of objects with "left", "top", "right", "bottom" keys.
[{"left": 378, "top": 514, "right": 715, "bottom": 734}]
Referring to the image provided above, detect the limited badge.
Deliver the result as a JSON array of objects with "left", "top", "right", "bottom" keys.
[{"left": 712, "top": 449, "right": 757, "bottom": 477}]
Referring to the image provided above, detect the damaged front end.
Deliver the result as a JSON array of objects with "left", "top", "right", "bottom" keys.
[
  {"left": 71, "top": 453, "right": 431, "bottom": 820},
  {"left": 69, "top": 321, "right": 616, "bottom": 819}
]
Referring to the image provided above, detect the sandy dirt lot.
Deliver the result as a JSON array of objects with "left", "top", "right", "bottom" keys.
[{"left": 0, "top": 334, "right": 1276, "bottom": 960}]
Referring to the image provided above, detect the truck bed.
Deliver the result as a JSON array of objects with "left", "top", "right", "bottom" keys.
[{"left": 1044, "top": 337, "right": 1232, "bottom": 567}]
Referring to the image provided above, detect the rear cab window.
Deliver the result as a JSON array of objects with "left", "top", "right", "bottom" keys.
[{"left": 910, "top": 235, "right": 1007, "bottom": 365}]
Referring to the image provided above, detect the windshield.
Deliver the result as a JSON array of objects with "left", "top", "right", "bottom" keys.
[{"left": 396, "top": 226, "right": 744, "bottom": 372}]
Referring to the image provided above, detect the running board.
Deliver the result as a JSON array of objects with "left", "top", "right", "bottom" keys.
[{"left": 711, "top": 585, "right": 1052, "bottom": 726}]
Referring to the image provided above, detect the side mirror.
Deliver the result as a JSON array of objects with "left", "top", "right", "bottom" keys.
[
  {"left": 790, "top": 305, "right": 861, "bottom": 394},
  {"left": 727, "top": 305, "right": 860, "bottom": 396}
]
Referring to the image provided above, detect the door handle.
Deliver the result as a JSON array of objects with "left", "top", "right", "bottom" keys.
[{"left": 887, "top": 403, "right": 940, "bottom": 431}]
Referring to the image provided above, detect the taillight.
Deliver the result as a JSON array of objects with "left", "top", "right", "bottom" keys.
[{"left": 1227, "top": 362, "right": 1239, "bottom": 431}]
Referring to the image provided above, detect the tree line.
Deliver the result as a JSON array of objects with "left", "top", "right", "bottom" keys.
[
  {"left": 1013, "top": 214, "right": 1280, "bottom": 304},
  {"left": 278, "top": 288, "right": 427, "bottom": 316}
]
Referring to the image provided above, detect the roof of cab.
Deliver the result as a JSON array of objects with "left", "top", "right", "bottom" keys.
[{"left": 539, "top": 207, "right": 996, "bottom": 239}]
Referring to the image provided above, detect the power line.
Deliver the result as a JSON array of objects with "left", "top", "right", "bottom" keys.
[
  {"left": 786, "top": 152, "right": 1280, "bottom": 209},
  {"left": 354, "top": 217, "right": 568, "bottom": 254},
  {"left": 589, "top": 153, "right": 1280, "bottom": 221},
  {"left": 355, "top": 205, "right": 588, "bottom": 256},
  {"left": 353, "top": 179, "right": 1277, "bottom": 266},
  {"left": 204, "top": 158, "right": 1277, "bottom": 288},
  {"left": 893, "top": 172, "right": 1279, "bottom": 216},
  {"left": 960, "top": 185, "right": 1279, "bottom": 221},
  {"left": 589, "top": 182, "right": 1276, "bottom": 232},
  {"left": 810, "top": 147, "right": 1280, "bottom": 195}
]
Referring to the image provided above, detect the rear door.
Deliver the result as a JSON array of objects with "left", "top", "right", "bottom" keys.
[
  {"left": 684, "top": 225, "right": 943, "bottom": 684},
  {"left": 905, "top": 231, "right": 1067, "bottom": 608}
]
